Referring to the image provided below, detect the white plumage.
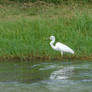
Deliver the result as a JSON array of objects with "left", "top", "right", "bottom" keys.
[{"left": 49, "top": 36, "right": 74, "bottom": 55}]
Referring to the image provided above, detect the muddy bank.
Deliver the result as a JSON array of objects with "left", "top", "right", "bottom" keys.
[{"left": 0, "top": 55, "right": 92, "bottom": 62}]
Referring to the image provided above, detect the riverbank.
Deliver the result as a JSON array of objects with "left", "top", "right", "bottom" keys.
[
  {"left": 0, "top": 55, "right": 92, "bottom": 62},
  {"left": 0, "top": 2, "right": 92, "bottom": 61}
]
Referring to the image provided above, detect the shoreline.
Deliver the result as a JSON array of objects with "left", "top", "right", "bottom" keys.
[{"left": 0, "top": 55, "right": 92, "bottom": 62}]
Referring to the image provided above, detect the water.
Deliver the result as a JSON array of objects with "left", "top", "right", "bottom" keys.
[{"left": 0, "top": 60, "right": 92, "bottom": 92}]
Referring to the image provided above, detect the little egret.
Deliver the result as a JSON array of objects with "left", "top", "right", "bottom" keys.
[{"left": 49, "top": 36, "right": 74, "bottom": 55}]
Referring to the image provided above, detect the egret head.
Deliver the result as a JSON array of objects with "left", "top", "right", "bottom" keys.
[{"left": 50, "top": 36, "right": 55, "bottom": 41}]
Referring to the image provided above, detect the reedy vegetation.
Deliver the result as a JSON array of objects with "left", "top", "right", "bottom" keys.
[
  {"left": 0, "top": 0, "right": 92, "bottom": 3},
  {"left": 0, "top": 2, "right": 92, "bottom": 58}
]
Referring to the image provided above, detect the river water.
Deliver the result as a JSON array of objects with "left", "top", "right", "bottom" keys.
[{"left": 0, "top": 60, "right": 92, "bottom": 92}]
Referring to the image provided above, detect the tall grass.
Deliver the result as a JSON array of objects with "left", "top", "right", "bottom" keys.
[
  {"left": 0, "top": 2, "right": 91, "bottom": 58},
  {"left": 0, "top": 0, "right": 92, "bottom": 4},
  {"left": 0, "top": 14, "right": 92, "bottom": 57}
]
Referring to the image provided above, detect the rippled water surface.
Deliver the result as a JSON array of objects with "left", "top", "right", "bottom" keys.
[{"left": 0, "top": 60, "right": 92, "bottom": 92}]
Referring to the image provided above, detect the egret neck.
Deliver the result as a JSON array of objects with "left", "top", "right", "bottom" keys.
[{"left": 50, "top": 38, "right": 56, "bottom": 50}]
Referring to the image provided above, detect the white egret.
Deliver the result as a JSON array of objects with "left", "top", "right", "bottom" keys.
[{"left": 49, "top": 36, "right": 74, "bottom": 55}]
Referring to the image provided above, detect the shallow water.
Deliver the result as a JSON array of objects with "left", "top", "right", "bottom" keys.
[{"left": 0, "top": 60, "right": 92, "bottom": 92}]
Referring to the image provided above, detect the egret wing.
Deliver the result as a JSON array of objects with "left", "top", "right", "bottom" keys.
[{"left": 56, "top": 42, "right": 74, "bottom": 54}]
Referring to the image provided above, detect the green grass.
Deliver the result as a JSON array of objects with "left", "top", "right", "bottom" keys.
[
  {"left": 0, "top": 3, "right": 92, "bottom": 59},
  {"left": 0, "top": 0, "right": 92, "bottom": 4}
]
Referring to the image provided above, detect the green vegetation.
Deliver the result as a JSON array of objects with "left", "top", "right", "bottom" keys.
[
  {"left": 0, "top": 0, "right": 92, "bottom": 4},
  {"left": 0, "top": 2, "right": 92, "bottom": 60}
]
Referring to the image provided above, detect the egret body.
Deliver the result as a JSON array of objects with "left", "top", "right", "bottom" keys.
[{"left": 50, "top": 36, "right": 74, "bottom": 55}]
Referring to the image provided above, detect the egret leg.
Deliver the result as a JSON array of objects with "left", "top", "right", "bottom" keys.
[{"left": 61, "top": 52, "right": 63, "bottom": 56}]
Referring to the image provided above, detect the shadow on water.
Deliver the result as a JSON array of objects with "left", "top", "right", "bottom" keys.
[{"left": 0, "top": 60, "right": 92, "bottom": 92}]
